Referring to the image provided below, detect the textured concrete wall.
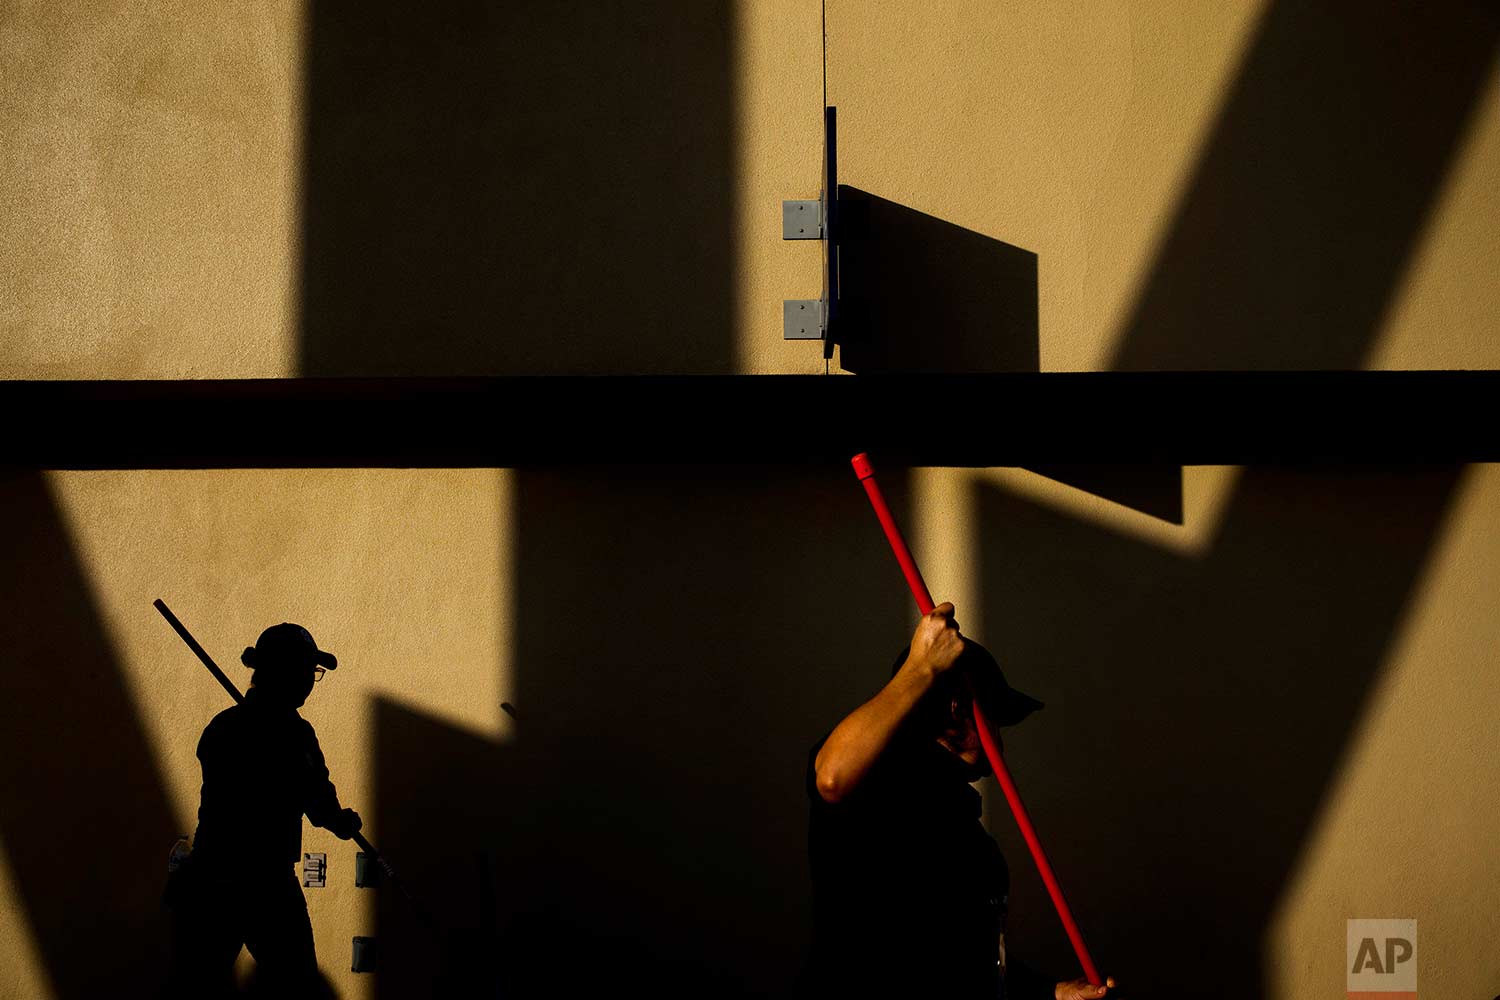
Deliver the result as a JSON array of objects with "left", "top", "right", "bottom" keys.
[
  {"left": 2, "top": 2, "right": 1498, "bottom": 998},
  {"left": 0, "top": 2, "right": 305, "bottom": 379},
  {"left": 6, "top": 2, "right": 1496, "bottom": 377}
]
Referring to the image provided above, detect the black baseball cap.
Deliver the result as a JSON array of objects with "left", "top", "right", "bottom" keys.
[
  {"left": 241, "top": 623, "right": 338, "bottom": 672},
  {"left": 891, "top": 638, "right": 1043, "bottom": 727}
]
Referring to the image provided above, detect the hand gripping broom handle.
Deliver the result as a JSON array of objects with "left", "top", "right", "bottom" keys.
[
  {"left": 152, "top": 598, "right": 430, "bottom": 925},
  {"left": 850, "top": 455, "right": 1102, "bottom": 986}
]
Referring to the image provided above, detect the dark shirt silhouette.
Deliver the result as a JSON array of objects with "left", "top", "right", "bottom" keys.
[
  {"left": 191, "top": 686, "right": 346, "bottom": 870},
  {"left": 803, "top": 725, "right": 1011, "bottom": 997},
  {"left": 801, "top": 633, "right": 1067, "bottom": 999},
  {"left": 165, "top": 623, "right": 354, "bottom": 998}
]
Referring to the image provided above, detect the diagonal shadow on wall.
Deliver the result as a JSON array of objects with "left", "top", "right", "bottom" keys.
[
  {"left": 0, "top": 471, "right": 177, "bottom": 996},
  {"left": 1111, "top": 0, "right": 1500, "bottom": 371},
  {"left": 978, "top": 464, "right": 1461, "bottom": 997},
  {"left": 979, "top": 1, "right": 1498, "bottom": 995}
]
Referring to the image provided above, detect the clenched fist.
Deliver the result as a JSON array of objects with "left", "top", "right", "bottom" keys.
[
  {"left": 330, "top": 808, "right": 363, "bottom": 841},
  {"left": 904, "top": 602, "right": 966, "bottom": 675},
  {"left": 1055, "top": 975, "right": 1116, "bottom": 999}
]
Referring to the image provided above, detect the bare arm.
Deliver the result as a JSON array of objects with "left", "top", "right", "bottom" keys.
[{"left": 813, "top": 602, "right": 967, "bottom": 803}]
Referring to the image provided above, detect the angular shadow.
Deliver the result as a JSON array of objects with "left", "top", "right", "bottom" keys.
[
  {"left": 969, "top": 5, "right": 1497, "bottom": 988},
  {"left": 974, "top": 3, "right": 1499, "bottom": 991},
  {"left": 298, "top": 0, "right": 736, "bottom": 376},
  {"left": 832, "top": 187, "right": 1185, "bottom": 521},
  {"left": 0, "top": 471, "right": 177, "bottom": 996},
  {"left": 1021, "top": 465, "right": 1184, "bottom": 525},
  {"left": 975, "top": 464, "right": 1461, "bottom": 997},
  {"left": 836, "top": 186, "right": 1039, "bottom": 375},
  {"left": 371, "top": 698, "right": 508, "bottom": 999},
  {"left": 1111, "top": 1, "right": 1500, "bottom": 370},
  {"left": 372, "top": 465, "right": 913, "bottom": 997}
]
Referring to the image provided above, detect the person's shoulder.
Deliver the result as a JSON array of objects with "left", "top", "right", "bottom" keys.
[
  {"left": 294, "top": 713, "right": 325, "bottom": 747},
  {"left": 202, "top": 701, "right": 246, "bottom": 732},
  {"left": 197, "top": 702, "right": 247, "bottom": 754}
]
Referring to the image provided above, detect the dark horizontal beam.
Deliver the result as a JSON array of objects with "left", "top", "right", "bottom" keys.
[{"left": 4, "top": 372, "right": 1495, "bottom": 469}]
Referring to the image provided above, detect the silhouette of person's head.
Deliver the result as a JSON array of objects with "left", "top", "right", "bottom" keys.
[
  {"left": 889, "top": 639, "right": 1044, "bottom": 779},
  {"left": 241, "top": 623, "right": 338, "bottom": 710}
]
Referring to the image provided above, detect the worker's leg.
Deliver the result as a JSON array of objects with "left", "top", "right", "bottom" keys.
[
  {"left": 242, "top": 871, "right": 327, "bottom": 998},
  {"left": 163, "top": 863, "right": 243, "bottom": 1000}
]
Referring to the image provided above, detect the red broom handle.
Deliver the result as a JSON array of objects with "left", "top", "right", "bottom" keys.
[{"left": 850, "top": 453, "right": 1102, "bottom": 987}]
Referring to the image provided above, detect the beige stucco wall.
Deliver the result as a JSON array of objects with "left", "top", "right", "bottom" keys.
[
  {"left": 2, "top": 2, "right": 1497, "bottom": 998},
  {"left": 0, "top": 1, "right": 305, "bottom": 379},
  {"left": 1267, "top": 462, "right": 1500, "bottom": 999},
  {"left": 5, "top": 2, "right": 1496, "bottom": 378}
]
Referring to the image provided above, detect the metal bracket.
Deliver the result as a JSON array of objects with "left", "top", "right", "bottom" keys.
[
  {"left": 782, "top": 199, "right": 822, "bottom": 240},
  {"left": 354, "top": 851, "right": 383, "bottom": 887},
  {"left": 302, "top": 852, "right": 327, "bottom": 888},
  {"left": 352, "top": 936, "right": 378, "bottom": 973},
  {"left": 781, "top": 107, "right": 838, "bottom": 353},
  {"left": 781, "top": 198, "right": 826, "bottom": 338},
  {"left": 783, "top": 299, "right": 825, "bottom": 340}
]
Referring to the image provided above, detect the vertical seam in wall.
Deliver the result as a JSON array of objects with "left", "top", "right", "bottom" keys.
[{"left": 821, "top": 0, "right": 827, "bottom": 108}]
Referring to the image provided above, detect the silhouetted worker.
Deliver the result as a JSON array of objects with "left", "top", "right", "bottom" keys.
[
  {"left": 803, "top": 603, "right": 1117, "bottom": 999},
  {"left": 165, "top": 623, "right": 361, "bottom": 998}
]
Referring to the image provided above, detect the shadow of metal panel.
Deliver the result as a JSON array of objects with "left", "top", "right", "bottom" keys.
[{"left": 836, "top": 187, "right": 1040, "bottom": 375}]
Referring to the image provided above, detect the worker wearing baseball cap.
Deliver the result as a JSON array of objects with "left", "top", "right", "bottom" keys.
[
  {"left": 166, "top": 622, "right": 361, "bottom": 997},
  {"left": 800, "top": 603, "right": 1117, "bottom": 999}
]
